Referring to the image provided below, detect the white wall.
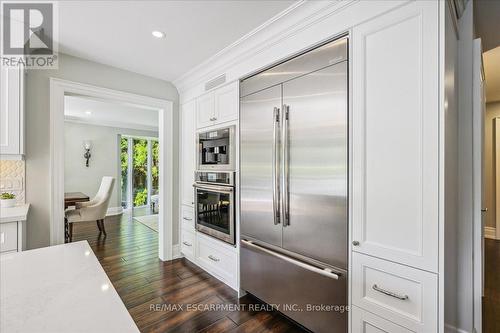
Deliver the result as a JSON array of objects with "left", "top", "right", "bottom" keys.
[
  {"left": 64, "top": 121, "right": 158, "bottom": 210},
  {"left": 25, "top": 53, "right": 179, "bottom": 249},
  {"left": 484, "top": 102, "right": 500, "bottom": 231}
]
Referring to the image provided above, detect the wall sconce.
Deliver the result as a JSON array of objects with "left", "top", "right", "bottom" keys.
[{"left": 83, "top": 140, "right": 92, "bottom": 167}]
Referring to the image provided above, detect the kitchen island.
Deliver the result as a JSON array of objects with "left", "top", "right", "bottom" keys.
[{"left": 0, "top": 241, "right": 139, "bottom": 333}]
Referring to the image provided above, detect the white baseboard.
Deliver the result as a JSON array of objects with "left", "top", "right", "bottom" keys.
[
  {"left": 106, "top": 207, "right": 123, "bottom": 217},
  {"left": 484, "top": 226, "right": 497, "bottom": 240},
  {"left": 172, "top": 244, "right": 181, "bottom": 259},
  {"left": 444, "top": 323, "right": 470, "bottom": 333}
]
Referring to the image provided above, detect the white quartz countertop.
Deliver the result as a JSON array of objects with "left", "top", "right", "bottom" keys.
[
  {"left": 0, "top": 241, "right": 139, "bottom": 333},
  {"left": 0, "top": 203, "right": 30, "bottom": 223}
]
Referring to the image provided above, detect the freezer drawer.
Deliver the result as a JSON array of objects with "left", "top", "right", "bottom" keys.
[{"left": 240, "top": 240, "right": 347, "bottom": 333}]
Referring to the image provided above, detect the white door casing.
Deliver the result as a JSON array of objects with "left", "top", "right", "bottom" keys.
[
  {"left": 472, "top": 38, "right": 485, "bottom": 333},
  {"left": 50, "top": 78, "right": 174, "bottom": 261}
]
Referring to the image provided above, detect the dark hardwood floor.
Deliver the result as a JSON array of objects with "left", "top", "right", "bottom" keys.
[
  {"left": 484, "top": 238, "right": 500, "bottom": 333},
  {"left": 72, "top": 211, "right": 306, "bottom": 333}
]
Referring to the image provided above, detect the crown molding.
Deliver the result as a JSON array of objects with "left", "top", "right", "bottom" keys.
[{"left": 173, "top": 0, "right": 356, "bottom": 93}]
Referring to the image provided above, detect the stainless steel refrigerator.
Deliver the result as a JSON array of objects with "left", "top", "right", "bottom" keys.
[{"left": 239, "top": 37, "right": 348, "bottom": 333}]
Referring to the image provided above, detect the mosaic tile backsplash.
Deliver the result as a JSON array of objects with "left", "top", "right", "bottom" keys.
[{"left": 0, "top": 160, "right": 25, "bottom": 203}]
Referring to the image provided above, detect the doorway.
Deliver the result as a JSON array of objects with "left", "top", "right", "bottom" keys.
[
  {"left": 50, "top": 78, "right": 174, "bottom": 260},
  {"left": 478, "top": 44, "right": 500, "bottom": 333}
]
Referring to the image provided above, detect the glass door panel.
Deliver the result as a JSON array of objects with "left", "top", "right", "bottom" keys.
[
  {"left": 152, "top": 140, "right": 159, "bottom": 196},
  {"left": 133, "top": 138, "right": 148, "bottom": 207},
  {"left": 120, "top": 137, "right": 129, "bottom": 209}
]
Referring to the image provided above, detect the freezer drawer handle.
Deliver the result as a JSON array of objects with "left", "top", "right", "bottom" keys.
[
  {"left": 183, "top": 217, "right": 193, "bottom": 221},
  {"left": 372, "top": 284, "right": 409, "bottom": 301},
  {"left": 182, "top": 241, "right": 192, "bottom": 247},
  {"left": 242, "top": 239, "right": 340, "bottom": 280}
]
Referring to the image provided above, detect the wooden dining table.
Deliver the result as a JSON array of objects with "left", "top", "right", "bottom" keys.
[{"left": 64, "top": 192, "right": 90, "bottom": 209}]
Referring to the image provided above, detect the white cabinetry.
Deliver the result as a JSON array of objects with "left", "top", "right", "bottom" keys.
[
  {"left": 352, "top": 306, "right": 415, "bottom": 333},
  {"left": 0, "top": 204, "right": 29, "bottom": 254},
  {"left": 196, "top": 93, "right": 215, "bottom": 128},
  {"left": 196, "top": 82, "right": 238, "bottom": 128},
  {"left": 352, "top": 0, "right": 439, "bottom": 273},
  {"left": 181, "top": 100, "right": 196, "bottom": 207},
  {"left": 352, "top": 253, "right": 437, "bottom": 332},
  {"left": 0, "top": 65, "right": 24, "bottom": 157},
  {"left": 351, "top": 2, "right": 439, "bottom": 332}
]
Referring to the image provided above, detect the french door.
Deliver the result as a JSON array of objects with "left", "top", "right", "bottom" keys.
[{"left": 120, "top": 135, "right": 159, "bottom": 210}]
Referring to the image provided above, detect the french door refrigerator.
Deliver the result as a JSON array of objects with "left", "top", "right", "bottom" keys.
[{"left": 239, "top": 37, "right": 348, "bottom": 333}]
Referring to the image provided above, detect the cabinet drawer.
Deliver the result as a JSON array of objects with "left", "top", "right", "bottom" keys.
[
  {"left": 196, "top": 236, "right": 237, "bottom": 288},
  {"left": 181, "top": 205, "right": 195, "bottom": 232},
  {"left": 352, "top": 253, "right": 437, "bottom": 332},
  {"left": 181, "top": 229, "right": 195, "bottom": 259},
  {"left": 352, "top": 306, "right": 415, "bottom": 333},
  {"left": 0, "top": 222, "right": 18, "bottom": 253}
]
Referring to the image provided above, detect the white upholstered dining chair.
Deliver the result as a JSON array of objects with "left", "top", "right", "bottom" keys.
[{"left": 65, "top": 176, "right": 115, "bottom": 242}]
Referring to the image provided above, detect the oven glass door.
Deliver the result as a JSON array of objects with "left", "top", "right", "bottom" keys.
[{"left": 195, "top": 184, "right": 234, "bottom": 244}]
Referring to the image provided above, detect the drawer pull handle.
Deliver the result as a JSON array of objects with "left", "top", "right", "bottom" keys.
[
  {"left": 182, "top": 241, "right": 192, "bottom": 247},
  {"left": 208, "top": 255, "right": 220, "bottom": 262},
  {"left": 372, "top": 284, "right": 408, "bottom": 300},
  {"left": 0, "top": 232, "right": 4, "bottom": 244},
  {"left": 183, "top": 217, "right": 192, "bottom": 221}
]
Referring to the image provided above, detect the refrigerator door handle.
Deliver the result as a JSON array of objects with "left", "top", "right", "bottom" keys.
[
  {"left": 272, "top": 107, "right": 281, "bottom": 225},
  {"left": 242, "top": 239, "right": 340, "bottom": 280},
  {"left": 282, "top": 104, "right": 290, "bottom": 227}
]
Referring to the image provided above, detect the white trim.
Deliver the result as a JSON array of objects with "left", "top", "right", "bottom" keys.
[
  {"left": 472, "top": 38, "right": 485, "bottom": 333},
  {"left": 64, "top": 116, "right": 158, "bottom": 132},
  {"left": 106, "top": 207, "right": 123, "bottom": 217},
  {"left": 0, "top": 154, "right": 23, "bottom": 160},
  {"left": 172, "top": 244, "right": 181, "bottom": 259},
  {"left": 174, "top": 0, "right": 409, "bottom": 101},
  {"left": 50, "top": 78, "right": 174, "bottom": 261},
  {"left": 484, "top": 226, "right": 497, "bottom": 240},
  {"left": 444, "top": 323, "right": 470, "bottom": 333}
]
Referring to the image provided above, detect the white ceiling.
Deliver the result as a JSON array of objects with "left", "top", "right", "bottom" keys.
[
  {"left": 58, "top": 1, "right": 295, "bottom": 82},
  {"left": 64, "top": 95, "right": 159, "bottom": 131},
  {"left": 484, "top": 46, "right": 500, "bottom": 103}
]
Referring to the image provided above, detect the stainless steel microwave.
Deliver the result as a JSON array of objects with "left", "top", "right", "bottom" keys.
[{"left": 196, "top": 125, "right": 236, "bottom": 171}]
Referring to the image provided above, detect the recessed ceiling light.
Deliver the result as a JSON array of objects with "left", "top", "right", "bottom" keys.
[
  {"left": 152, "top": 30, "right": 165, "bottom": 39},
  {"left": 85, "top": 110, "right": 92, "bottom": 116}
]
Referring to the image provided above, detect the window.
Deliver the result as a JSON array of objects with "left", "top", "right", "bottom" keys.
[{"left": 120, "top": 136, "right": 159, "bottom": 210}]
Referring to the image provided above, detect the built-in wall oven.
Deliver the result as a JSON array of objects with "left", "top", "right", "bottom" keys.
[
  {"left": 193, "top": 171, "right": 235, "bottom": 245},
  {"left": 197, "top": 126, "right": 235, "bottom": 171}
]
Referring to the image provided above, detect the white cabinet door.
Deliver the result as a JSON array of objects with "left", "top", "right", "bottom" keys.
[
  {"left": 181, "top": 100, "right": 196, "bottom": 206},
  {"left": 214, "top": 81, "right": 238, "bottom": 124},
  {"left": 352, "top": 306, "right": 415, "bottom": 333},
  {"left": 0, "top": 66, "right": 23, "bottom": 155},
  {"left": 352, "top": 1, "right": 439, "bottom": 272},
  {"left": 196, "top": 92, "right": 215, "bottom": 128}
]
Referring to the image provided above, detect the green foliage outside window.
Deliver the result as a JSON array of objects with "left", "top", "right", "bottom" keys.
[{"left": 121, "top": 137, "right": 159, "bottom": 208}]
